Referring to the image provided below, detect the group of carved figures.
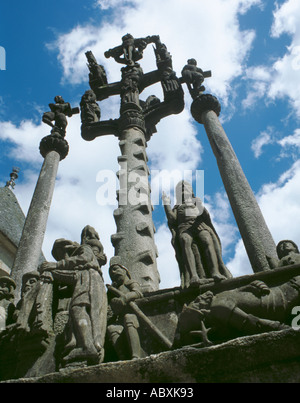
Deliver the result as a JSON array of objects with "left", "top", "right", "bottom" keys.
[
  {"left": 2, "top": 34, "right": 300, "bottom": 376},
  {"left": 79, "top": 34, "right": 209, "bottom": 138},
  {"left": 0, "top": 225, "right": 146, "bottom": 369},
  {"left": 1, "top": 181, "right": 300, "bottom": 373}
]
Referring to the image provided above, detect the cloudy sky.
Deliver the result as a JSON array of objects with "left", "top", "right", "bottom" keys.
[{"left": 0, "top": 0, "right": 300, "bottom": 288}]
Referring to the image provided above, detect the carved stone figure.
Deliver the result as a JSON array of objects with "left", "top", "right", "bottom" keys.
[
  {"left": 161, "top": 67, "right": 182, "bottom": 97},
  {"left": 153, "top": 37, "right": 172, "bottom": 70},
  {"left": 14, "top": 271, "right": 42, "bottom": 333},
  {"left": 107, "top": 259, "right": 143, "bottom": 360},
  {"left": 272, "top": 240, "right": 300, "bottom": 268},
  {"left": 178, "top": 240, "right": 300, "bottom": 347},
  {"left": 181, "top": 59, "right": 205, "bottom": 99},
  {"left": 105, "top": 34, "right": 157, "bottom": 66},
  {"left": 80, "top": 90, "right": 101, "bottom": 126},
  {"left": 163, "top": 181, "right": 231, "bottom": 288},
  {"left": 39, "top": 226, "right": 107, "bottom": 366},
  {"left": 0, "top": 276, "right": 16, "bottom": 331},
  {"left": 85, "top": 51, "right": 108, "bottom": 88},
  {"left": 42, "top": 95, "right": 79, "bottom": 136},
  {"left": 120, "top": 64, "right": 144, "bottom": 106}
]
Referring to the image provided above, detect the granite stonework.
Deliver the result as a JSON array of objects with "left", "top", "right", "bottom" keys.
[
  {"left": 1, "top": 34, "right": 300, "bottom": 383},
  {"left": 3, "top": 329, "right": 300, "bottom": 383}
]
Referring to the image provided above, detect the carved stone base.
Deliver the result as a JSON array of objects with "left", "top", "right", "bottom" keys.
[{"left": 4, "top": 329, "right": 300, "bottom": 383}]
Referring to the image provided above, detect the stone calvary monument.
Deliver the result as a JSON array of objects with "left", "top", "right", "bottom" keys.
[{"left": 1, "top": 34, "right": 300, "bottom": 383}]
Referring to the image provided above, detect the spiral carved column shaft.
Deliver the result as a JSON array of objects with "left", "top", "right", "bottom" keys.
[{"left": 111, "top": 125, "right": 160, "bottom": 293}]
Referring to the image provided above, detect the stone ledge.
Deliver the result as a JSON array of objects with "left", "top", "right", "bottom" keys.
[{"left": 3, "top": 328, "right": 300, "bottom": 383}]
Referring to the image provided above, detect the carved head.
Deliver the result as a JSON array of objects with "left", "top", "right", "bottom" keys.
[
  {"left": 81, "top": 225, "right": 100, "bottom": 243},
  {"left": 21, "top": 271, "right": 40, "bottom": 296},
  {"left": 109, "top": 264, "right": 131, "bottom": 286},
  {"left": 81, "top": 90, "right": 96, "bottom": 104},
  {"left": 81, "top": 225, "right": 106, "bottom": 266},
  {"left": 187, "top": 58, "right": 197, "bottom": 66},
  {"left": 52, "top": 238, "right": 79, "bottom": 261},
  {"left": 122, "top": 33, "right": 134, "bottom": 42},
  {"left": 277, "top": 240, "right": 299, "bottom": 259},
  {"left": 175, "top": 180, "right": 195, "bottom": 203},
  {"left": 0, "top": 276, "right": 16, "bottom": 301},
  {"left": 54, "top": 95, "right": 65, "bottom": 104}
]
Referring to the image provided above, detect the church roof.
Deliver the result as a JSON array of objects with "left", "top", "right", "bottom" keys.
[{"left": 0, "top": 186, "right": 25, "bottom": 247}]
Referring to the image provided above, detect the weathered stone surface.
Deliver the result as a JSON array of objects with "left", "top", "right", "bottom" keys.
[
  {"left": 81, "top": 35, "right": 184, "bottom": 292},
  {"left": 10, "top": 151, "right": 60, "bottom": 301},
  {"left": 196, "top": 101, "right": 277, "bottom": 273},
  {"left": 3, "top": 329, "right": 300, "bottom": 383},
  {"left": 163, "top": 181, "right": 232, "bottom": 288}
]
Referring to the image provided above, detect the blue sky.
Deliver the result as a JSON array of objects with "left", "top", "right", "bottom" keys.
[{"left": 0, "top": 0, "right": 300, "bottom": 288}]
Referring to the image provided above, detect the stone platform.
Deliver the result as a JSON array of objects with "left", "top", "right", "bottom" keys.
[{"left": 4, "top": 328, "right": 300, "bottom": 383}]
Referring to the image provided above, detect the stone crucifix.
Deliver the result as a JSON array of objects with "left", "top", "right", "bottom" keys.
[{"left": 80, "top": 34, "right": 184, "bottom": 293}]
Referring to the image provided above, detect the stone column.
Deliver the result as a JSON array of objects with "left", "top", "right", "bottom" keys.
[
  {"left": 191, "top": 94, "right": 277, "bottom": 273},
  {"left": 111, "top": 106, "right": 160, "bottom": 293},
  {"left": 11, "top": 132, "right": 69, "bottom": 301}
]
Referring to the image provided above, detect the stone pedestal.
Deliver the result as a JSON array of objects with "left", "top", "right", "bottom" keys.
[
  {"left": 191, "top": 94, "right": 277, "bottom": 273},
  {"left": 4, "top": 328, "right": 300, "bottom": 383}
]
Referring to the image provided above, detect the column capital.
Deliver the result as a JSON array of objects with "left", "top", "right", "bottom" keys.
[
  {"left": 39, "top": 131, "right": 69, "bottom": 160},
  {"left": 191, "top": 93, "right": 221, "bottom": 124},
  {"left": 118, "top": 105, "right": 146, "bottom": 134}
]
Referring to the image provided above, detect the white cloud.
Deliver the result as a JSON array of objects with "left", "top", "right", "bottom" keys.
[
  {"left": 271, "top": 0, "right": 300, "bottom": 38},
  {"left": 154, "top": 224, "right": 180, "bottom": 289},
  {"left": 240, "top": 0, "right": 300, "bottom": 117},
  {"left": 204, "top": 191, "right": 239, "bottom": 259},
  {"left": 258, "top": 160, "right": 300, "bottom": 247},
  {"left": 228, "top": 159, "right": 300, "bottom": 277},
  {"left": 278, "top": 128, "right": 300, "bottom": 148},
  {"left": 242, "top": 66, "right": 272, "bottom": 109},
  {"left": 277, "top": 128, "right": 300, "bottom": 160},
  {"left": 95, "top": 0, "right": 132, "bottom": 10},
  {"left": 251, "top": 128, "right": 274, "bottom": 158}
]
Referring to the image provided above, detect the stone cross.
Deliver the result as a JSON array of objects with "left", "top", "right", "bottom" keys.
[
  {"left": 80, "top": 35, "right": 184, "bottom": 292},
  {"left": 11, "top": 97, "right": 79, "bottom": 301}
]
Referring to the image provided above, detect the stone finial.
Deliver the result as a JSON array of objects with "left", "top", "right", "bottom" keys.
[{"left": 5, "top": 167, "right": 20, "bottom": 189}]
